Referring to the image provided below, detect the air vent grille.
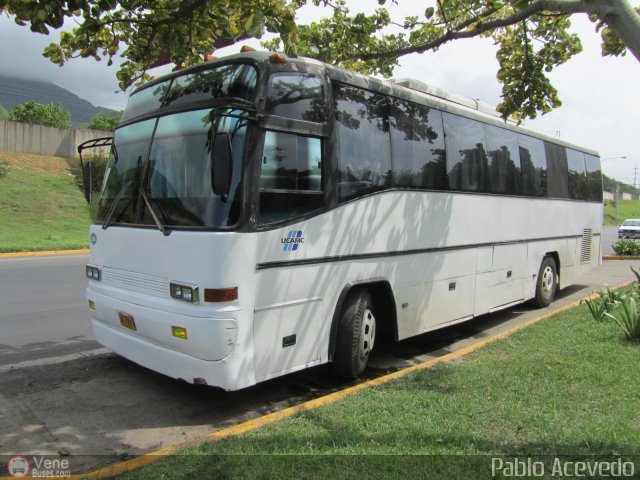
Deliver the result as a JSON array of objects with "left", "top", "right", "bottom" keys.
[
  {"left": 580, "top": 228, "right": 593, "bottom": 264},
  {"left": 101, "top": 267, "right": 169, "bottom": 297}
]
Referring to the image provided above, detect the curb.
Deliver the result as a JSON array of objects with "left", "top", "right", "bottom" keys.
[
  {"left": 0, "top": 249, "right": 89, "bottom": 259},
  {"left": 602, "top": 255, "right": 640, "bottom": 261},
  {"left": 41, "top": 278, "right": 632, "bottom": 480}
]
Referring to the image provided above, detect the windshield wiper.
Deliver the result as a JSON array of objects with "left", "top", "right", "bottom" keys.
[
  {"left": 140, "top": 159, "right": 171, "bottom": 236},
  {"left": 140, "top": 189, "right": 170, "bottom": 236},
  {"left": 101, "top": 180, "right": 131, "bottom": 230}
]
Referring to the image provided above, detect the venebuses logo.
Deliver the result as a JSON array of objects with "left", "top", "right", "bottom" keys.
[
  {"left": 7, "top": 456, "right": 30, "bottom": 478},
  {"left": 282, "top": 230, "right": 304, "bottom": 251}
]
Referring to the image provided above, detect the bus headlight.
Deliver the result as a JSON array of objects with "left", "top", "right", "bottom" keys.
[
  {"left": 86, "top": 265, "right": 102, "bottom": 281},
  {"left": 170, "top": 282, "right": 199, "bottom": 303}
]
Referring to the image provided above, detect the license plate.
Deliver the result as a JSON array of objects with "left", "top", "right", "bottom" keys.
[{"left": 118, "top": 312, "right": 137, "bottom": 331}]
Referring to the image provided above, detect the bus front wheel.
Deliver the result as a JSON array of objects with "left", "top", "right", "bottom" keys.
[
  {"left": 334, "top": 290, "right": 376, "bottom": 378},
  {"left": 532, "top": 256, "right": 558, "bottom": 308}
]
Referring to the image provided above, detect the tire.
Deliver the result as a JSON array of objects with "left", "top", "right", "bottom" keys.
[
  {"left": 333, "top": 290, "right": 377, "bottom": 378},
  {"left": 531, "top": 256, "right": 558, "bottom": 308}
]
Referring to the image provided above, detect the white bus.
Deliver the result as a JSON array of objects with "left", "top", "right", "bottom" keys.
[{"left": 83, "top": 52, "right": 602, "bottom": 391}]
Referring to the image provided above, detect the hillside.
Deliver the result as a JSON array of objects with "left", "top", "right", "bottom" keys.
[
  {"left": 0, "top": 151, "right": 91, "bottom": 252},
  {"left": 0, "top": 75, "right": 119, "bottom": 126}
]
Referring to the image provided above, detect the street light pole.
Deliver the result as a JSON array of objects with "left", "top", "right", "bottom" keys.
[{"left": 616, "top": 183, "right": 620, "bottom": 224}]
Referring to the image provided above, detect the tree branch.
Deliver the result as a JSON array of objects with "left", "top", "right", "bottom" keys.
[{"left": 356, "top": 0, "right": 593, "bottom": 61}]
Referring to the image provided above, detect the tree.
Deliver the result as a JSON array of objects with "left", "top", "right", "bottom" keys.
[
  {"left": 8, "top": 100, "right": 72, "bottom": 129},
  {"left": 287, "top": 0, "right": 640, "bottom": 120},
  {"left": 88, "top": 113, "right": 121, "bottom": 132},
  {"left": 1, "top": 0, "right": 639, "bottom": 120},
  {"left": 1, "top": 0, "right": 299, "bottom": 90},
  {"left": 0, "top": 103, "right": 9, "bottom": 121}
]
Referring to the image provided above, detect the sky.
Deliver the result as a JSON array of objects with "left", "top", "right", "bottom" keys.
[{"left": 0, "top": 4, "right": 638, "bottom": 184}]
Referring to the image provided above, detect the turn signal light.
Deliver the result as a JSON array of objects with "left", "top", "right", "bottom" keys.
[
  {"left": 240, "top": 45, "right": 256, "bottom": 52},
  {"left": 172, "top": 326, "right": 188, "bottom": 339},
  {"left": 204, "top": 287, "right": 238, "bottom": 303},
  {"left": 205, "top": 54, "right": 217, "bottom": 61}
]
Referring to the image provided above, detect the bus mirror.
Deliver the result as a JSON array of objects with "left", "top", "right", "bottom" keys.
[{"left": 212, "top": 132, "right": 233, "bottom": 197}]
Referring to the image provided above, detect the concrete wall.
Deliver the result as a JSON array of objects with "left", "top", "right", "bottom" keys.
[
  {"left": 603, "top": 191, "right": 639, "bottom": 201},
  {"left": 0, "top": 120, "right": 111, "bottom": 158}
]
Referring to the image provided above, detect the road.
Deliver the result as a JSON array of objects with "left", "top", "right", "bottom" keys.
[
  {"left": 0, "top": 252, "right": 635, "bottom": 474},
  {"left": 0, "top": 254, "right": 97, "bottom": 366}
]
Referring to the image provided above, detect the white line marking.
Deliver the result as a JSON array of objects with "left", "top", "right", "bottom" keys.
[{"left": 0, "top": 348, "right": 111, "bottom": 373}]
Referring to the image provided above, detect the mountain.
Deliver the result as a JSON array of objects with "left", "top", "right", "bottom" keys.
[{"left": 0, "top": 75, "right": 119, "bottom": 126}]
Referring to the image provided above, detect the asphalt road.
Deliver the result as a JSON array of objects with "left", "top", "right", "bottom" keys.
[
  {"left": 0, "top": 252, "right": 635, "bottom": 474},
  {"left": 0, "top": 254, "right": 97, "bottom": 365}
]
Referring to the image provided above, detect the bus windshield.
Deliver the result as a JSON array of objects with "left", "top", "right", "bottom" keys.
[{"left": 97, "top": 108, "right": 249, "bottom": 229}]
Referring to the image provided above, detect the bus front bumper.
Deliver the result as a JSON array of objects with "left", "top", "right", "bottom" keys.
[
  {"left": 87, "top": 290, "right": 253, "bottom": 390},
  {"left": 92, "top": 320, "right": 248, "bottom": 390}
]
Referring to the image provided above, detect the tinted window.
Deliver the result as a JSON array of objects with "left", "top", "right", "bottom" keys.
[
  {"left": 121, "top": 80, "right": 172, "bottom": 122},
  {"left": 519, "top": 135, "right": 546, "bottom": 196},
  {"left": 545, "top": 142, "right": 569, "bottom": 198},
  {"left": 334, "top": 84, "right": 392, "bottom": 201},
  {"left": 566, "top": 149, "right": 587, "bottom": 200},
  {"left": 388, "top": 98, "right": 446, "bottom": 190},
  {"left": 485, "top": 125, "right": 521, "bottom": 195},
  {"left": 98, "top": 119, "right": 156, "bottom": 223},
  {"left": 266, "top": 73, "right": 326, "bottom": 122},
  {"left": 144, "top": 109, "right": 246, "bottom": 228},
  {"left": 121, "top": 64, "right": 257, "bottom": 122},
  {"left": 443, "top": 113, "right": 488, "bottom": 192},
  {"left": 584, "top": 154, "right": 603, "bottom": 201},
  {"left": 165, "top": 64, "right": 257, "bottom": 107},
  {"left": 259, "top": 131, "right": 323, "bottom": 224}
]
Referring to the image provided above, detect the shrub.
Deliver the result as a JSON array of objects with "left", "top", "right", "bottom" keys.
[
  {"left": 583, "top": 287, "right": 626, "bottom": 322},
  {"left": 0, "top": 158, "right": 8, "bottom": 178},
  {"left": 611, "top": 239, "right": 640, "bottom": 256},
  {"left": 84, "top": 156, "right": 108, "bottom": 192},
  {"left": 588, "top": 267, "right": 640, "bottom": 341},
  {"left": 88, "top": 114, "right": 121, "bottom": 132},
  {"left": 606, "top": 296, "right": 640, "bottom": 341},
  {"left": 9, "top": 100, "right": 72, "bottom": 129}
]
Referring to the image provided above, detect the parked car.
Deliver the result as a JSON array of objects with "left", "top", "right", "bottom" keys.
[{"left": 618, "top": 219, "right": 640, "bottom": 239}]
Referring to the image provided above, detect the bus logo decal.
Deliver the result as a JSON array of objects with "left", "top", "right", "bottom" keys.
[{"left": 282, "top": 230, "right": 304, "bottom": 251}]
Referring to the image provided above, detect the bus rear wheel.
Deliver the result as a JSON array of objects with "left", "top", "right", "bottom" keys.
[
  {"left": 532, "top": 256, "right": 558, "bottom": 308},
  {"left": 334, "top": 290, "right": 376, "bottom": 378}
]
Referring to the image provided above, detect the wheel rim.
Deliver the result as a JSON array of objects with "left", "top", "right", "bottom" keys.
[
  {"left": 360, "top": 308, "right": 376, "bottom": 358},
  {"left": 541, "top": 265, "right": 555, "bottom": 297}
]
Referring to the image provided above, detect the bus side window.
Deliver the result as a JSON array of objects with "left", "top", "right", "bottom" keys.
[
  {"left": 389, "top": 98, "right": 446, "bottom": 190},
  {"left": 545, "top": 141, "right": 569, "bottom": 199},
  {"left": 334, "top": 83, "right": 392, "bottom": 201},
  {"left": 566, "top": 149, "right": 587, "bottom": 200},
  {"left": 258, "top": 131, "right": 323, "bottom": 225},
  {"left": 484, "top": 124, "right": 521, "bottom": 195},
  {"left": 443, "top": 112, "right": 488, "bottom": 192},
  {"left": 519, "top": 134, "right": 547, "bottom": 197},
  {"left": 584, "top": 154, "right": 602, "bottom": 202},
  {"left": 266, "top": 73, "right": 326, "bottom": 122}
]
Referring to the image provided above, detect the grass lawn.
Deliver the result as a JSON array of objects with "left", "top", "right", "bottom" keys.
[
  {"left": 604, "top": 200, "right": 640, "bottom": 226},
  {"left": 119, "top": 304, "right": 640, "bottom": 479},
  {"left": 0, "top": 151, "right": 91, "bottom": 252}
]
